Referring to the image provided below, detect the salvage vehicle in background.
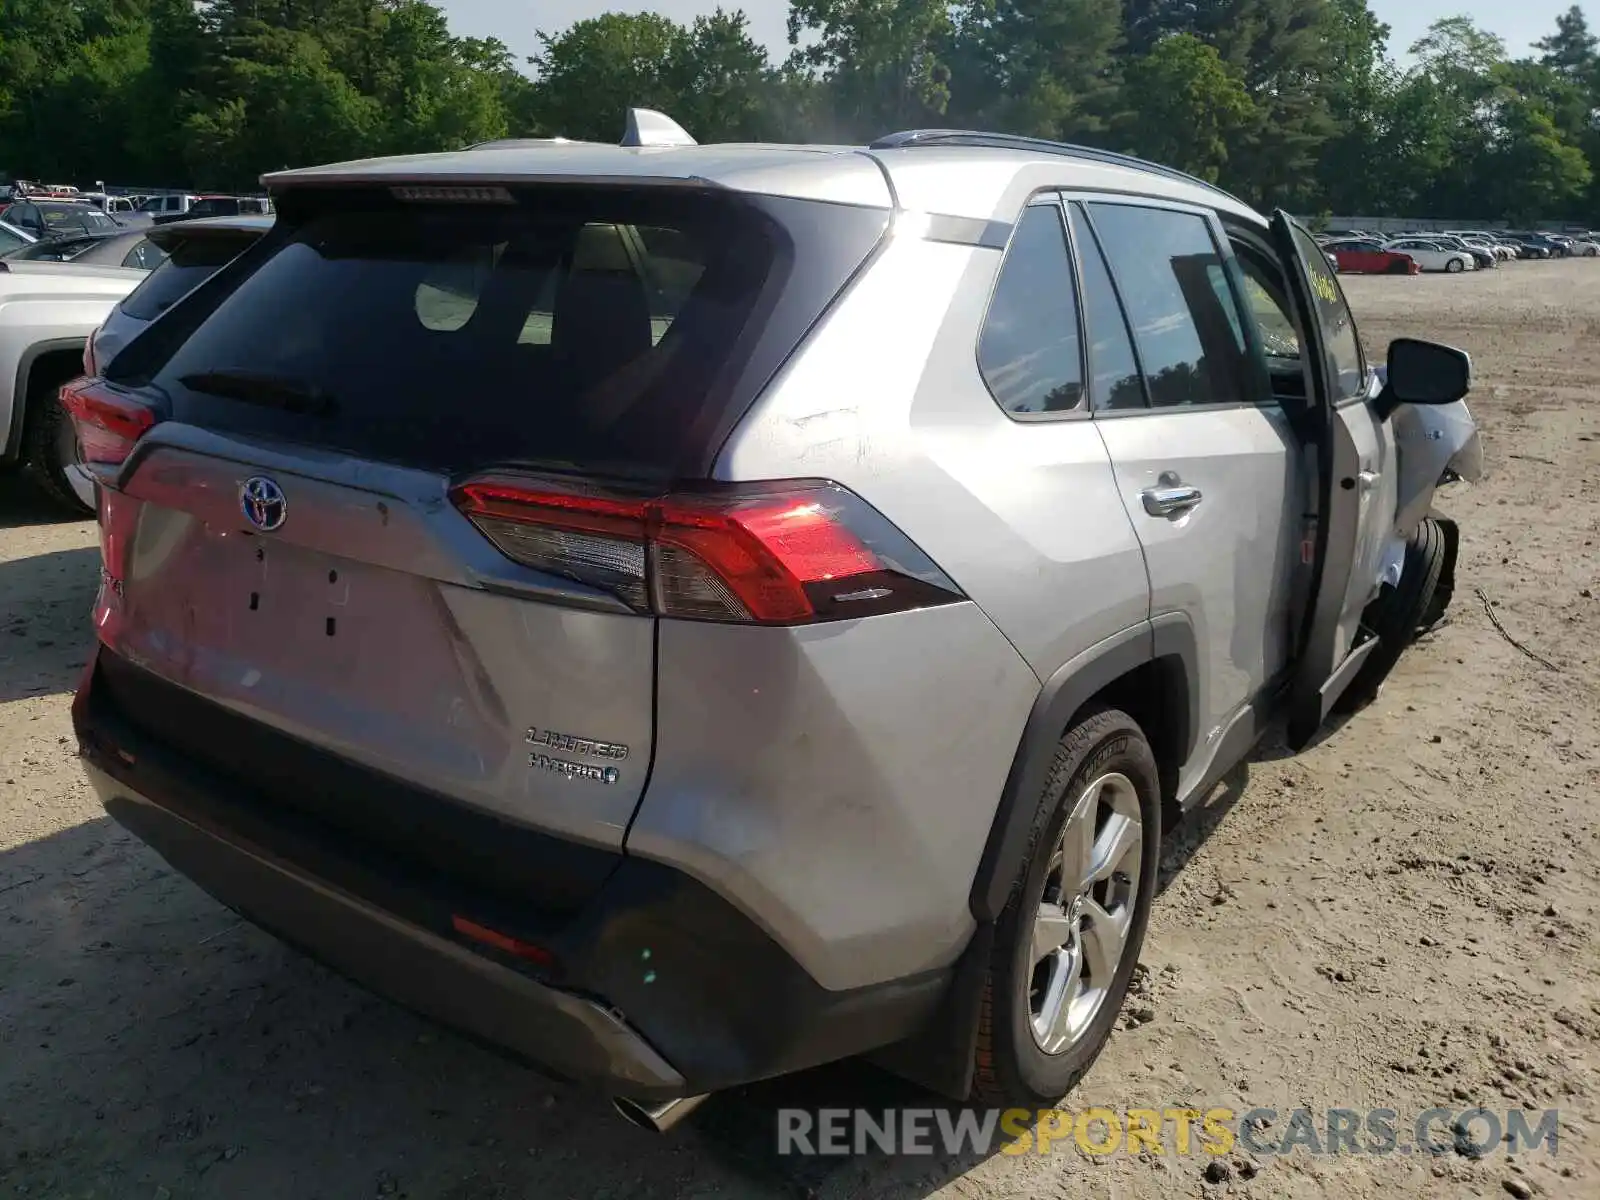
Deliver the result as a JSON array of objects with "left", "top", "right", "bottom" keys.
[
  {"left": 69, "top": 112, "right": 1480, "bottom": 1129},
  {"left": 1323, "top": 240, "right": 1420, "bottom": 274},
  {"left": 1, "top": 199, "right": 125, "bottom": 241},
  {"left": 1382, "top": 238, "right": 1476, "bottom": 273}
]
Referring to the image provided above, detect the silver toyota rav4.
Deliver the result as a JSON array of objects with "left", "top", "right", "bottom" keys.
[{"left": 70, "top": 112, "right": 1480, "bottom": 1128}]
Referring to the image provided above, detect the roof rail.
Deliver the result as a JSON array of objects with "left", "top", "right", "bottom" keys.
[{"left": 868, "top": 129, "right": 1247, "bottom": 208}]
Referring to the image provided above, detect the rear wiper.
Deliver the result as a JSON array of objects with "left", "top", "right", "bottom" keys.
[{"left": 178, "top": 369, "right": 337, "bottom": 416}]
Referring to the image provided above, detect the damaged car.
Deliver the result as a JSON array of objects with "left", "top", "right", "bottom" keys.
[{"left": 69, "top": 113, "right": 1479, "bottom": 1125}]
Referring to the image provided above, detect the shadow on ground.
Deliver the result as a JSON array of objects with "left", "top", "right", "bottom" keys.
[{"left": 0, "top": 471, "right": 86, "bottom": 530}]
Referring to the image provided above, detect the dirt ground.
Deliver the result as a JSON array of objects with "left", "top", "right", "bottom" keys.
[{"left": 2, "top": 261, "right": 1597, "bottom": 1200}]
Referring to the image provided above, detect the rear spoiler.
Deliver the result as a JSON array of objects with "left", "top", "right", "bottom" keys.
[{"left": 146, "top": 217, "right": 276, "bottom": 251}]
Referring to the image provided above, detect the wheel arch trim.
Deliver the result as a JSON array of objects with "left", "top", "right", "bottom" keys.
[
  {"left": 5, "top": 336, "right": 86, "bottom": 465},
  {"left": 968, "top": 616, "right": 1199, "bottom": 923}
]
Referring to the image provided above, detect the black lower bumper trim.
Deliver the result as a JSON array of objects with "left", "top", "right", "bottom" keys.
[{"left": 75, "top": 648, "right": 950, "bottom": 1094}]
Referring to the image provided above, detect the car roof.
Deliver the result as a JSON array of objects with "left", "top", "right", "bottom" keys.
[{"left": 264, "top": 120, "right": 1265, "bottom": 228}]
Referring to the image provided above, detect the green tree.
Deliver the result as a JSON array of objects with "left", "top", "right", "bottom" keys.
[
  {"left": 664, "top": 11, "right": 780, "bottom": 142},
  {"left": 1118, "top": 33, "right": 1255, "bottom": 180},
  {"left": 785, "top": 0, "right": 954, "bottom": 136},
  {"left": 1535, "top": 5, "right": 1598, "bottom": 78},
  {"left": 530, "top": 12, "right": 684, "bottom": 141},
  {"left": 949, "top": 0, "right": 1124, "bottom": 140}
]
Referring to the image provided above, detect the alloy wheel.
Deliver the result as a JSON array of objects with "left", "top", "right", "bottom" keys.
[{"left": 1027, "top": 772, "right": 1143, "bottom": 1055}]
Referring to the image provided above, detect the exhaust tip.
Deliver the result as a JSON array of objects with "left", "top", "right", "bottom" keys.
[{"left": 612, "top": 1093, "right": 708, "bottom": 1133}]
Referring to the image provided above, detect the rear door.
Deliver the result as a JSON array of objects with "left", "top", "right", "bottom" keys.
[
  {"left": 93, "top": 185, "right": 884, "bottom": 854},
  {"left": 1080, "top": 198, "right": 1299, "bottom": 780},
  {"left": 1271, "top": 213, "right": 1394, "bottom": 747}
]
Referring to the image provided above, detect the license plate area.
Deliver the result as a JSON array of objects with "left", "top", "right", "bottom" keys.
[{"left": 226, "top": 532, "right": 366, "bottom": 681}]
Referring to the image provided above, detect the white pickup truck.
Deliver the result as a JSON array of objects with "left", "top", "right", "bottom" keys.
[{"left": 0, "top": 259, "right": 145, "bottom": 512}]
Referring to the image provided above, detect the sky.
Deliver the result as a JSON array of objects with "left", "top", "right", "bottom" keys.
[{"left": 433, "top": 1, "right": 1580, "bottom": 71}]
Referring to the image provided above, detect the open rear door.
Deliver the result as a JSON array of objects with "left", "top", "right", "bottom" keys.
[{"left": 1271, "top": 211, "right": 1391, "bottom": 749}]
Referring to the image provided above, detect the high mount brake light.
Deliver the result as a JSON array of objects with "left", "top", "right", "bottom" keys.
[
  {"left": 59, "top": 379, "right": 156, "bottom": 466},
  {"left": 450, "top": 479, "right": 963, "bottom": 625}
]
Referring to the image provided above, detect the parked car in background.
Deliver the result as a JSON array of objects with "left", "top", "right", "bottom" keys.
[
  {"left": 1323, "top": 240, "right": 1420, "bottom": 274},
  {"left": 1462, "top": 237, "right": 1518, "bottom": 262},
  {"left": 0, "top": 259, "right": 147, "bottom": 511},
  {"left": 1506, "top": 233, "right": 1565, "bottom": 258},
  {"left": 1424, "top": 234, "right": 1497, "bottom": 269},
  {"left": 1556, "top": 234, "right": 1599, "bottom": 257},
  {"left": 80, "top": 192, "right": 140, "bottom": 217},
  {"left": 0, "top": 219, "right": 36, "bottom": 255},
  {"left": 152, "top": 194, "right": 273, "bottom": 225},
  {"left": 2, "top": 199, "right": 125, "bottom": 241},
  {"left": 87, "top": 215, "right": 272, "bottom": 374},
  {"left": 4, "top": 228, "right": 165, "bottom": 270},
  {"left": 1382, "top": 239, "right": 1475, "bottom": 273},
  {"left": 137, "top": 193, "right": 199, "bottom": 219}
]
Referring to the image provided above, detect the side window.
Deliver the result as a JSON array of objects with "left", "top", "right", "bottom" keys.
[
  {"left": 120, "top": 239, "right": 168, "bottom": 271},
  {"left": 1235, "top": 253, "right": 1301, "bottom": 363},
  {"left": 977, "top": 202, "right": 1084, "bottom": 415},
  {"left": 1087, "top": 203, "right": 1256, "bottom": 409},
  {"left": 1290, "top": 226, "right": 1365, "bottom": 400},
  {"left": 1068, "top": 204, "right": 1145, "bottom": 411}
]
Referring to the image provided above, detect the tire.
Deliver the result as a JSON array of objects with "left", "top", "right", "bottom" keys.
[
  {"left": 971, "top": 707, "right": 1161, "bottom": 1107},
  {"left": 1333, "top": 518, "right": 1447, "bottom": 716},
  {"left": 1386, "top": 259, "right": 1411, "bottom": 276},
  {"left": 1445, "top": 258, "right": 1465, "bottom": 273},
  {"left": 22, "top": 375, "right": 96, "bottom": 516}
]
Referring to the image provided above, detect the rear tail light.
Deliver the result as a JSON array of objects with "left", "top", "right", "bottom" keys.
[
  {"left": 451, "top": 478, "right": 964, "bottom": 625},
  {"left": 59, "top": 378, "right": 157, "bottom": 466}
]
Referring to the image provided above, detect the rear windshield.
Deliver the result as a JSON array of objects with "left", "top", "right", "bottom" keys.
[
  {"left": 120, "top": 233, "right": 262, "bottom": 321},
  {"left": 117, "top": 190, "right": 813, "bottom": 476}
]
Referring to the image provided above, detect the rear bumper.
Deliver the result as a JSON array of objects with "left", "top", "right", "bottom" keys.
[
  {"left": 74, "top": 647, "right": 948, "bottom": 1099},
  {"left": 89, "top": 761, "right": 688, "bottom": 1098}
]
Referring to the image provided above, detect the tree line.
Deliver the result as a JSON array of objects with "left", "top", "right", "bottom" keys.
[{"left": 4, "top": 0, "right": 1600, "bottom": 221}]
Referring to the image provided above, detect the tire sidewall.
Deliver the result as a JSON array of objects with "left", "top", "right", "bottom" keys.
[{"left": 990, "top": 711, "right": 1162, "bottom": 1103}]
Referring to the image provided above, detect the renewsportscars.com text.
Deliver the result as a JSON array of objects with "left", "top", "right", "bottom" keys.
[{"left": 776, "top": 1106, "right": 1561, "bottom": 1158}]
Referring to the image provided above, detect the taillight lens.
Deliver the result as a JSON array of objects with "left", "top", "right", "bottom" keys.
[
  {"left": 59, "top": 378, "right": 156, "bottom": 466},
  {"left": 451, "top": 478, "right": 963, "bottom": 625}
]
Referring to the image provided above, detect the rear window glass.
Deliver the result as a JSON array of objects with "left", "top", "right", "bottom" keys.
[
  {"left": 120, "top": 235, "right": 258, "bottom": 321},
  {"left": 129, "top": 194, "right": 780, "bottom": 475}
]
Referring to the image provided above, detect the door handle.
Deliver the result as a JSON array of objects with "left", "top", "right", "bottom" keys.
[{"left": 1141, "top": 483, "right": 1204, "bottom": 517}]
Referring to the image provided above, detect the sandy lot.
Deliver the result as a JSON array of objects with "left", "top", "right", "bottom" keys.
[{"left": 2, "top": 262, "right": 1597, "bottom": 1200}]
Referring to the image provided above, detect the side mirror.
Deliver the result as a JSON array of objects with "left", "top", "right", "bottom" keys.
[{"left": 1374, "top": 337, "right": 1472, "bottom": 420}]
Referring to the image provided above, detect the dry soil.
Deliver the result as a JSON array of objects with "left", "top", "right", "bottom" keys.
[{"left": 1, "top": 262, "right": 1597, "bottom": 1199}]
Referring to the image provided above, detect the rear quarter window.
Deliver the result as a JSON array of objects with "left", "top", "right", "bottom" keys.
[{"left": 120, "top": 235, "right": 257, "bottom": 321}]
